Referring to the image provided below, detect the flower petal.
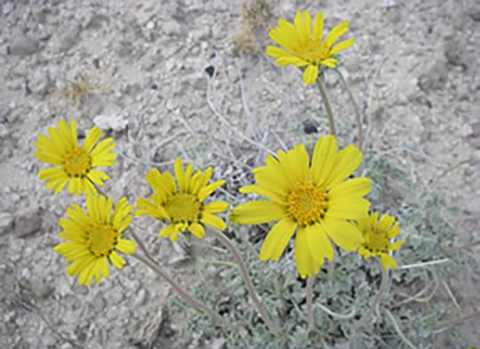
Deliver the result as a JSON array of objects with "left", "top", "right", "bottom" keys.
[
  {"left": 302, "top": 64, "right": 318, "bottom": 85},
  {"left": 200, "top": 213, "right": 226, "bottom": 231},
  {"left": 324, "top": 20, "right": 349, "bottom": 49},
  {"left": 322, "top": 218, "right": 364, "bottom": 251},
  {"left": 330, "top": 38, "right": 356, "bottom": 55},
  {"left": 294, "top": 227, "right": 317, "bottom": 279},
  {"left": 306, "top": 223, "right": 334, "bottom": 264},
  {"left": 313, "top": 12, "right": 324, "bottom": 41},
  {"left": 380, "top": 253, "right": 397, "bottom": 269},
  {"left": 230, "top": 201, "right": 286, "bottom": 225},
  {"left": 259, "top": 218, "right": 297, "bottom": 261}
]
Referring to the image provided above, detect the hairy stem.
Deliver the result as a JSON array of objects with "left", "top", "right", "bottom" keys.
[
  {"left": 307, "top": 275, "right": 315, "bottom": 334},
  {"left": 132, "top": 252, "right": 235, "bottom": 329},
  {"left": 208, "top": 227, "right": 280, "bottom": 335},
  {"left": 353, "top": 262, "right": 389, "bottom": 329},
  {"left": 316, "top": 78, "right": 336, "bottom": 136},
  {"left": 336, "top": 69, "right": 363, "bottom": 150}
]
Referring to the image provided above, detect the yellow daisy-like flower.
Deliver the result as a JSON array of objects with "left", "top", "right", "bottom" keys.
[
  {"left": 230, "top": 135, "right": 371, "bottom": 279},
  {"left": 54, "top": 195, "right": 136, "bottom": 285},
  {"left": 355, "top": 212, "right": 405, "bottom": 269},
  {"left": 136, "top": 158, "right": 228, "bottom": 241},
  {"left": 34, "top": 119, "right": 116, "bottom": 196},
  {"left": 266, "top": 10, "right": 356, "bottom": 85}
]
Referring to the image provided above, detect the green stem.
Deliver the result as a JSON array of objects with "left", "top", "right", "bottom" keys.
[
  {"left": 306, "top": 275, "right": 315, "bottom": 333},
  {"left": 132, "top": 252, "right": 235, "bottom": 329},
  {"left": 353, "top": 261, "right": 389, "bottom": 329},
  {"left": 208, "top": 227, "right": 280, "bottom": 335},
  {"left": 335, "top": 69, "right": 363, "bottom": 150},
  {"left": 316, "top": 78, "right": 336, "bottom": 136}
]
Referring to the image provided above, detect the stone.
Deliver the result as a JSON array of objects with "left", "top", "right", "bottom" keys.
[
  {"left": 444, "top": 39, "right": 468, "bottom": 69},
  {"left": 56, "top": 24, "right": 81, "bottom": 52},
  {"left": 13, "top": 210, "right": 42, "bottom": 238},
  {"left": 9, "top": 33, "right": 41, "bottom": 56},
  {"left": 162, "top": 20, "right": 180, "bottom": 36},
  {"left": 93, "top": 114, "right": 128, "bottom": 131},
  {"left": 471, "top": 122, "right": 480, "bottom": 138},
  {"left": 28, "top": 69, "right": 51, "bottom": 96},
  {"left": 0, "top": 212, "right": 13, "bottom": 235},
  {"left": 418, "top": 60, "right": 448, "bottom": 91}
]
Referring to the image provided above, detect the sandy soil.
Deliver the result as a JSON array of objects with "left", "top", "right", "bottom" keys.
[{"left": 1, "top": 0, "right": 479, "bottom": 348}]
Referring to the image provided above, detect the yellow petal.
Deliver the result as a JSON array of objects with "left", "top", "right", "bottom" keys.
[
  {"left": 90, "top": 138, "right": 115, "bottom": 158},
  {"left": 320, "top": 58, "right": 338, "bottom": 68},
  {"left": 276, "top": 56, "right": 308, "bottom": 67},
  {"left": 174, "top": 158, "right": 186, "bottom": 192},
  {"left": 200, "top": 213, "right": 226, "bottom": 231},
  {"left": 324, "top": 20, "right": 349, "bottom": 49},
  {"left": 321, "top": 218, "right": 363, "bottom": 251},
  {"left": 189, "top": 222, "right": 205, "bottom": 239},
  {"left": 379, "top": 213, "right": 396, "bottom": 232},
  {"left": 116, "top": 239, "right": 136, "bottom": 254},
  {"left": 310, "top": 135, "right": 338, "bottom": 187},
  {"left": 387, "top": 223, "right": 401, "bottom": 239},
  {"left": 330, "top": 38, "right": 356, "bottom": 55},
  {"left": 380, "top": 253, "right": 397, "bottom": 269},
  {"left": 306, "top": 223, "right": 334, "bottom": 264},
  {"left": 266, "top": 46, "right": 292, "bottom": 58},
  {"left": 198, "top": 179, "right": 225, "bottom": 202},
  {"left": 83, "top": 126, "right": 102, "bottom": 154},
  {"left": 109, "top": 251, "right": 126, "bottom": 269},
  {"left": 239, "top": 185, "right": 285, "bottom": 203},
  {"left": 203, "top": 201, "right": 229, "bottom": 214},
  {"left": 302, "top": 64, "right": 318, "bottom": 85},
  {"left": 259, "top": 218, "right": 297, "bottom": 261},
  {"left": 294, "top": 227, "right": 317, "bottom": 279},
  {"left": 159, "top": 224, "right": 176, "bottom": 238},
  {"left": 325, "top": 144, "right": 362, "bottom": 188},
  {"left": 388, "top": 240, "right": 405, "bottom": 251},
  {"left": 313, "top": 12, "right": 324, "bottom": 41},
  {"left": 230, "top": 201, "right": 286, "bottom": 225}
]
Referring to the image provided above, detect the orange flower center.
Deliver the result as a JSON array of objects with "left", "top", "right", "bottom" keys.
[
  {"left": 294, "top": 39, "right": 331, "bottom": 64},
  {"left": 287, "top": 184, "right": 328, "bottom": 226},
  {"left": 87, "top": 223, "right": 118, "bottom": 257},
  {"left": 64, "top": 148, "right": 91, "bottom": 177},
  {"left": 164, "top": 193, "right": 201, "bottom": 223}
]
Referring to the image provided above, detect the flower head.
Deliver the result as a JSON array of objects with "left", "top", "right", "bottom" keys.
[
  {"left": 54, "top": 195, "right": 136, "bottom": 285},
  {"left": 266, "top": 10, "right": 356, "bottom": 85},
  {"left": 34, "top": 119, "right": 116, "bottom": 196},
  {"left": 355, "top": 212, "right": 405, "bottom": 269},
  {"left": 230, "top": 135, "right": 371, "bottom": 278},
  {"left": 136, "top": 158, "right": 228, "bottom": 241}
]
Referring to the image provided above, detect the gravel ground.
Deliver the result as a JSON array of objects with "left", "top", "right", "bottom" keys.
[{"left": 1, "top": 0, "right": 479, "bottom": 348}]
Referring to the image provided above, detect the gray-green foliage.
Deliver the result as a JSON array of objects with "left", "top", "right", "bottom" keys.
[{"left": 169, "top": 152, "right": 476, "bottom": 348}]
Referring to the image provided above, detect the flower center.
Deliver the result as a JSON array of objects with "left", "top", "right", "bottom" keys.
[
  {"left": 64, "top": 148, "right": 91, "bottom": 177},
  {"left": 86, "top": 223, "right": 118, "bottom": 257},
  {"left": 287, "top": 184, "right": 328, "bottom": 226},
  {"left": 294, "top": 39, "right": 331, "bottom": 64},
  {"left": 364, "top": 229, "right": 389, "bottom": 253},
  {"left": 164, "top": 193, "right": 201, "bottom": 223}
]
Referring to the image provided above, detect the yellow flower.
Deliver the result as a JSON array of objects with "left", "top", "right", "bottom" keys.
[
  {"left": 266, "top": 10, "right": 356, "bottom": 85},
  {"left": 136, "top": 158, "right": 228, "bottom": 241},
  {"left": 230, "top": 135, "right": 371, "bottom": 278},
  {"left": 34, "top": 119, "right": 116, "bottom": 196},
  {"left": 355, "top": 212, "right": 405, "bottom": 269},
  {"left": 54, "top": 195, "right": 136, "bottom": 285}
]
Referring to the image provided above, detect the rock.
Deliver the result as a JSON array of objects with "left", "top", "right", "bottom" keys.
[
  {"left": 146, "top": 21, "right": 155, "bottom": 30},
  {"left": 56, "top": 24, "right": 81, "bottom": 52},
  {"left": 13, "top": 210, "right": 42, "bottom": 238},
  {"left": 471, "top": 122, "right": 480, "bottom": 138},
  {"left": 9, "top": 33, "right": 41, "bottom": 56},
  {"left": 444, "top": 39, "right": 468, "bottom": 69},
  {"left": 0, "top": 104, "right": 10, "bottom": 121},
  {"left": 0, "top": 212, "right": 13, "bottom": 235},
  {"left": 418, "top": 60, "right": 448, "bottom": 91},
  {"left": 28, "top": 69, "right": 51, "bottom": 96},
  {"left": 2, "top": 2, "right": 14, "bottom": 15},
  {"left": 93, "top": 114, "right": 128, "bottom": 132},
  {"left": 140, "top": 56, "right": 155, "bottom": 71},
  {"left": 162, "top": 20, "right": 180, "bottom": 36},
  {"left": 0, "top": 123, "right": 8, "bottom": 138}
]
